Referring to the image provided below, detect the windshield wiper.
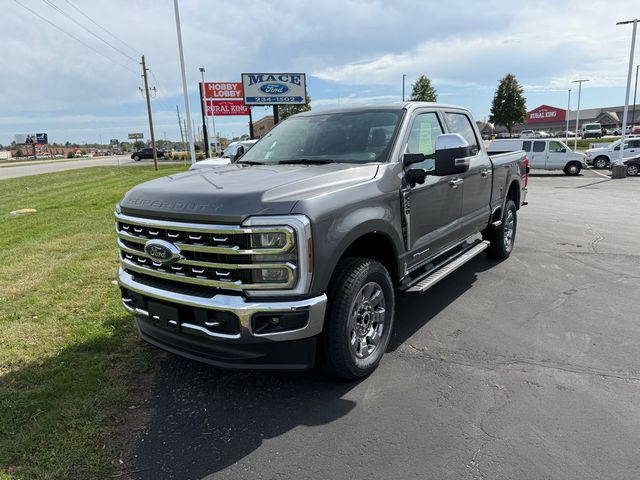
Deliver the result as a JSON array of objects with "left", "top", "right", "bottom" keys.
[
  {"left": 237, "top": 160, "right": 265, "bottom": 165},
  {"left": 278, "top": 158, "right": 335, "bottom": 165}
]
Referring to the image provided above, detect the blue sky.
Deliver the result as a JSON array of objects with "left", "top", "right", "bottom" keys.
[{"left": 2, "top": 0, "right": 638, "bottom": 145}]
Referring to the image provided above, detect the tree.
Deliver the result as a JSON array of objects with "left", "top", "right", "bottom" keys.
[
  {"left": 278, "top": 94, "right": 312, "bottom": 121},
  {"left": 409, "top": 75, "right": 438, "bottom": 102},
  {"left": 489, "top": 73, "right": 526, "bottom": 134}
]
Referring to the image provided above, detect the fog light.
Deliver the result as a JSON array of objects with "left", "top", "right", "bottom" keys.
[
  {"left": 254, "top": 268, "right": 289, "bottom": 283},
  {"left": 252, "top": 232, "right": 287, "bottom": 249}
]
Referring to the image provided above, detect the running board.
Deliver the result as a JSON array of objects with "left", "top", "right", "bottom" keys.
[{"left": 405, "top": 240, "right": 489, "bottom": 294}]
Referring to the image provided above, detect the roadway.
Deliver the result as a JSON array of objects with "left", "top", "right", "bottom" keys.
[{"left": 0, "top": 156, "right": 186, "bottom": 180}]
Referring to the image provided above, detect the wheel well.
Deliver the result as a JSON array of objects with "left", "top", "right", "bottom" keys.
[
  {"left": 507, "top": 180, "right": 520, "bottom": 210},
  {"left": 339, "top": 233, "right": 398, "bottom": 282},
  {"left": 594, "top": 155, "right": 609, "bottom": 162}
]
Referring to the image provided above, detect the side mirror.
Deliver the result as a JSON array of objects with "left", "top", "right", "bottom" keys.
[
  {"left": 402, "top": 153, "right": 426, "bottom": 166},
  {"left": 434, "top": 133, "right": 473, "bottom": 176}
]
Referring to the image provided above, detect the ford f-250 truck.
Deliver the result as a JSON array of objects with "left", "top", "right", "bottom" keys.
[{"left": 116, "top": 102, "right": 528, "bottom": 379}]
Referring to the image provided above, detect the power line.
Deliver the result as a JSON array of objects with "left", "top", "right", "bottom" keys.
[
  {"left": 14, "top": 0, "right": 138, "bottom": 75},
  {"left": 62, "top": 0, "right": 141, "bottom": 57},
  {"left": 41, "top": 0, "right": 139, "bottom": 63},
  {"left": 149, "top": 68, "right": 176, "bottom": 112}
]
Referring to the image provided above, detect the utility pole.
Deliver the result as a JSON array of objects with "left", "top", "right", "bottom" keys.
[
  {"left": 176, "top": 105, "right": 185, "bottom": 151},
  {"left": 173, "top": 0, "right": 196, "bottom": 165},
  {"left": 141, "top": 55, "right": 158, "bottom": 171},
  {"left": 565, "top": 89, "right": 571, "bottom": 145},
  {"left": 402, "top": 74, "right": 406, "bottom": 102},
  {"left": 571, "top": 79, "right": 589, "bottom": 151},
  {"left": 614, "top": 19, "right": 639, "bottom": 178},
  {"left": 632, "top": 64, "right": 639, "bottom": 127}
]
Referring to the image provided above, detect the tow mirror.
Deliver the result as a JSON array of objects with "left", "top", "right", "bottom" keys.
[{"left": 434, "top": 133, "right": 473, "bottom": 176}]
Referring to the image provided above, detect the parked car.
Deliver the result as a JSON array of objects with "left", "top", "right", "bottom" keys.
[
  {"left": 586, "top": 137, "right": 640, "bottom": 168},
  {"left": 520, "top": 130, "right": 535, "bottom": 138},
  {"left": 488, "top": 138, "right": 587, "bottom": 175},
  {"left": 557, "top": 130, "right": 575, "bottom": 137},
  {"left": 536, "top": 131, "right": 551, "bottom": 138},
  {"left": 115, "top": 102, "right": 528, "bottom": 379},
  {"left": 189, "top": 139, "right": 258, "bottom": 171},
  {"left": 621, "top": 154, "right": 640, "bottom": 176},
  {"left": 581, "top": 123, "right": 602, "bottom": 139},
  {"left": 131, "top": 147, "right": 165, "bottom": 161}
]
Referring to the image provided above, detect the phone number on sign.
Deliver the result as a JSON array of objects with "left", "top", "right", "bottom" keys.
[{"left": 248, "top": 96, "right": 303, "bottom": 103}]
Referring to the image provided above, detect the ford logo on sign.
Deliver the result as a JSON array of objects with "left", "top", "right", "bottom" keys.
[
  {"left": 260, "top": 83, "right": 289, "bottom": 94},
  {"left": 143, "top": 239, "right": 181, "bottom": 265}
]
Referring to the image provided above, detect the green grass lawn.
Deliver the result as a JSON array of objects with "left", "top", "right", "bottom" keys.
[{"left": 0, "top": 165, "right": 188, "bottom": 479}]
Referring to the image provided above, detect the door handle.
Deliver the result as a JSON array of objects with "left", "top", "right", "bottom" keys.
[
  {"left": 481, "top": 169, "right": 490, "bottom": 177},
  {"left": 448, "top": 178, "right": 463, "bottom": 188}
]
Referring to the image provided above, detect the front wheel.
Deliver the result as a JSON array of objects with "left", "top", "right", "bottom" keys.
[
  {"left": 564, "top": 162, "right": 581, "bottom": 175},
  {"left": 593, "top": 156, "right": 608, "bottom": 169},
  {"left": 319, "top": 258, "right": 395, "bottom": 379},
  {"left": 133, "top": 155, "right": 140, "bottom": 161},
  {"left": 484, "top": 199, "right": 517, "bottom": 260},
  {"left": 627, "top": 163, "right": 639, "bottom": 176}
]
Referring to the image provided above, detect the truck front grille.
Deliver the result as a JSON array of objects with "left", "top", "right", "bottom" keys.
[{"left": 116, "top": 213, "right": 297, "bottom": 291}]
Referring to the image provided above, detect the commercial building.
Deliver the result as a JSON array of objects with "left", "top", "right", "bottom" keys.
[
  {"left": 513, "top": 103, "right": 640, "bottom": 133},
  {"left": 252, "top": 115, "right": 274, "bottom": 138}
]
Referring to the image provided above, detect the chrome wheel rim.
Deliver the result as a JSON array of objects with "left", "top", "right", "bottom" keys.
[
  {"left": 569, "top": 165, "right": 578, "bottom": 174},
  {"left": 504, "top": 210, "right": 515, "bottom": 252},
  {"left": 348, "top": 282, "right": 386, "bottom": 359},
  {"left": 595, "top": 158, "right": 607, "bottom": 169},
  {"left": 628, "top": 164, "right": 639, "bottom": 176}
]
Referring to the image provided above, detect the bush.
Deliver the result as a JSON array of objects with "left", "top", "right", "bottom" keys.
[{"left": 67, "top": 151, "right": 75, "bottom": 158}]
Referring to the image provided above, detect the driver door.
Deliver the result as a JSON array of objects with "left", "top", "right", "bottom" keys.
[{"left": 403, "top": 111, "right": 463, "bottom": 270}]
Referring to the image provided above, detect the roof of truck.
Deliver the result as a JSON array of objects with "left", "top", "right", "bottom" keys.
[{"left": 292, "top": 102, "right": 468, "bottom": 117}]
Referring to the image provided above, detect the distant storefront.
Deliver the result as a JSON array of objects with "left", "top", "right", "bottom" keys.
[
  {"left": 252, "top": 115, "right": 275, "bottom": 138},
  {"left": 512, "top": 104, "right": 640, "bottom": 133}
]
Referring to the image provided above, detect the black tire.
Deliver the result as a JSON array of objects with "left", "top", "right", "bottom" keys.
[
  {"left": 593, "top": 156, "right": 609, "bottom": 169},
  {"left": 564, "top": 162, "right": 581, "bottom": 175},
  {"left": 627, "top": 163, "right": 640, "bottom": 176},
  {"left": 319, "top": 258, "right": 395, "bottom": 380},
  {"left": 133, "top": 155, "right": 140, "bottom": 162},
  {"left": 484, "top": 199, "right": 517, "bottom": 260}
]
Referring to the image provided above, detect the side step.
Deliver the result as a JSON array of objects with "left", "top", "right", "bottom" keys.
[{"left": 405, "top": 240, "right": 489, "bottom": 294}]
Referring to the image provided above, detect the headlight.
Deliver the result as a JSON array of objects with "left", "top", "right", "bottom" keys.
[{"left": 251, "top": 232, "right": 288, "bottom": 249}]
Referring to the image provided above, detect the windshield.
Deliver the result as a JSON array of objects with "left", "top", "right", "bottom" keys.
[{"left": 239, "top": 110, "right": 403, "bottom": 165}]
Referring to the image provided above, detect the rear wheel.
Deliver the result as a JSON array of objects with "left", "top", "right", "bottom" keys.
[
  {"left": 133, "top": 155, "right": 140, "bottom": 161},
  {"left": 319, "top": 258, "right": 395, "bottom": 379},
  {"left": 627, "top": 163, "right": 639, "bottom": 176},
  {"left": 593, "top": 156, "right": 609, "bottom": 169},
  {"left": 484, "top": 199, "right": 517, "bottom": 260},
  {"left": 564, "top": 162, "right": 581, "bottom": 175}
]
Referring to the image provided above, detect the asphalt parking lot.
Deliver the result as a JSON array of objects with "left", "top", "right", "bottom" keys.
[{"left": 131, "top": 169, "right": 640, "bottom": 480}]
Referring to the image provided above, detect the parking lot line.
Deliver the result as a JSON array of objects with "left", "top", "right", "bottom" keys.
[{"left": 590, "top": 169, "right": 611, "bottom": 178}]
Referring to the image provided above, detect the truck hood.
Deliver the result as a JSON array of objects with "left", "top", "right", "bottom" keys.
[{"left": 119, "top": 163, "right": 379, "bottom": 223}]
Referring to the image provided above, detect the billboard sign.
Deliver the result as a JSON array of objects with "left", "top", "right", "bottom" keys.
[
  {"left": 203, "top": 82, "right": 249, "bottom": 116},
  {"left": 15, "top": 133, "right": 36, "bottom": 144},
  {"left": 128, "top": 133, "right": 144, "bottom": 140},
  {"left": 526, "top": 105, "right": 566, "bottom": 124},
  {"left": 241, "top": 73, "right": 306, "bottom": 105},
  {"left": 36, "top": 133, "right": 48, "bottom": 144}
]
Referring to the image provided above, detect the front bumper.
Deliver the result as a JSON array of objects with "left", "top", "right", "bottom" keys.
[{"left": 118, "top": 268, "right": 327, "bottom": 369}]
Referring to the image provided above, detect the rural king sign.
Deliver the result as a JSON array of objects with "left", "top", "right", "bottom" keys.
[
  {"left": 241, "top": 73, "right": 307, "bottom": 105},
  {"left": 526, "top": 105, "right": 566, "bottom": 124},
  {"left": 202, "top": 82, "right": 249, "bottom": 116}
]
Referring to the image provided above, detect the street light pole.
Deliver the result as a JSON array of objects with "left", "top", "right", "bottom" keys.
[
  {"left": 632, "top": 64, "right": 639, "bottom": 128},
  {"left": 173, "top": 0, "right": 196, "bottom": 165},
  {"left": 402, "top": 74, "right": 406, "bottom": 102},
  {"left": 571, "top": 79, "right": 589, "bottom": 151},
  {"left": 199, "top": 67, "right": 210, "bottom": 158},
  {"left": 566, "top": 88, "right": 571, "bottom": 145},
  {"left": 616, "top": 19, "right": 638, "bottom": 168}
]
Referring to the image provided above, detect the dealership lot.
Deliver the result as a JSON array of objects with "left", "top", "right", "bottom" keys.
[{"left": 129, "top": 169, "right": 640, "bottom": 480}]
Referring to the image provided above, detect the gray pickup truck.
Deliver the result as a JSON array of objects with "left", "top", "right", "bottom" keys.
[{"left": 116, "top": 102, "right": 528, "bottom": 379}]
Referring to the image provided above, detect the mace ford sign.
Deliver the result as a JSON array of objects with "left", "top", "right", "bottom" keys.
[
  {"left": 241, "top": 73, "right": 306, "bottom": 105},
  {"left": 526, "top": 105, "right": 566, "bottom": 124}
]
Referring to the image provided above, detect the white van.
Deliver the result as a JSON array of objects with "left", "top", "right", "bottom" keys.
[
  {"left": 487, "top": 138, "right": 588, "bottom": 175},
  {"left": 582, "top": 123, "right": 602, "bottom": 139}
]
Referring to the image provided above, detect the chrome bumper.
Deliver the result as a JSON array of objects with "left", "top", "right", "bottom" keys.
[{"left": 117, "top": 268, "right": 327, "bottom": 343}]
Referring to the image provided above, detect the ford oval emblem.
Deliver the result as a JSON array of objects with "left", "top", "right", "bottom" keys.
[
  {"left": 144, "top": 239, "right": 181, "bottom": 265},
  {"left": 260, "top": 83, "right": 289, "bottom": 94}
]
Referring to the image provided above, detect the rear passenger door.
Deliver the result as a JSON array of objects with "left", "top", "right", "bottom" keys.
[
  {"left": 529, "top": 140, "right": 547, "bottom": 169},
  {"left": 443, "top": 111, "right": 492, "bottom": 237}
]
